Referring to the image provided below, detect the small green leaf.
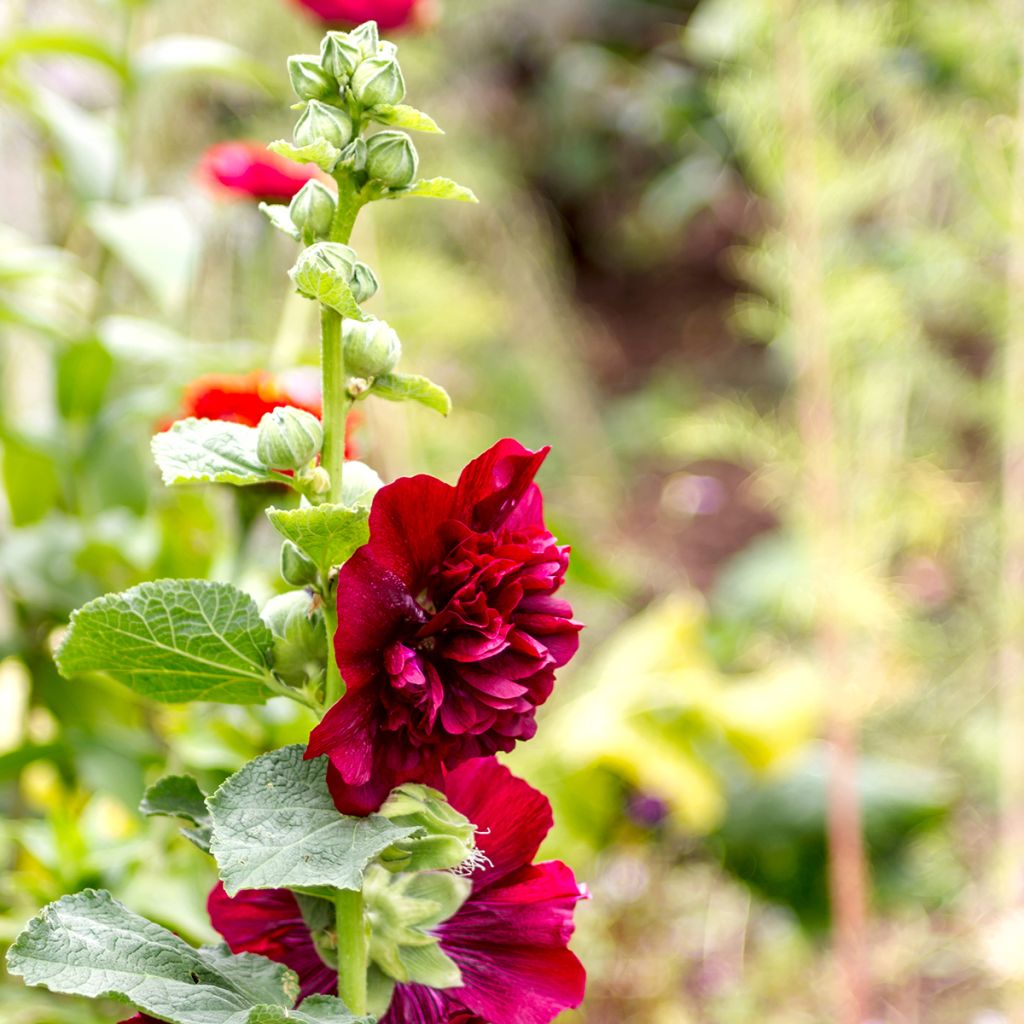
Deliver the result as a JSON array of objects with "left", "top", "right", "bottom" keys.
[
  {"left": 370, "top": 373, "right": 452, "bottom": 416},
  {"left": 387, "top": 177, "right": 478, "bottom": 203},
  {"left": 268, "top": 138, "right": 341, "bottom": 173},
  {"left": 208, "top": 746, "right": 417, "bottom": 895},
  {"left": 369, "top": 104, "right": 443, "bottom": 134},
  {"left": 56, "top": 579, "right": 275, "bottom": 704},
  {"left": 141, "top": 774, "right": 212, "bottom": 852},
  {"left": 259, "top": 202, "right": 301, "bottom": 240},
  {"left": 266, "top": 503, "right": 370, "bottom": 577},
  {"left": 289, "top": 247, "right": 363, "bottom": 319},
  {"left": 152, "top": 418, "right": 276, "bottom": 487},
  {"left": 6, "top": 889, "right": 299, "bottom": 1024}
]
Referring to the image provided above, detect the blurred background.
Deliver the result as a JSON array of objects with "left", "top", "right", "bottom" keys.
[{"left": 2, "top": 0, "right": 1023, "bottom": 1020}]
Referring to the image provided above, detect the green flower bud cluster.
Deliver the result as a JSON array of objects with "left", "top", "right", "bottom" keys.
[
  {"left": 285, "top": 21, "right": 420, "bottom": 190},
  {"left": 260, "top": 590, "right": 326, "bottom": 686},
  {"left": 290, "top": 241, "right": 379, "bottom": 306},
  {"left": 377, "top": 783, "right": 482, "bottom": 874}
]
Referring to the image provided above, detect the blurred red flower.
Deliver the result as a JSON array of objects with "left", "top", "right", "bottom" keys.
[
  {"left": 307, "top": 438, "right": 581, "bottom": 814},
  {"left": 199, "top": 142, "right": 323, "bottom": 203},
  {"left": 209, "top": 757, "right": 587, "bottom": 1024},
  {"left": 289, "top": 0, "right": 432, "bottom": 30}
]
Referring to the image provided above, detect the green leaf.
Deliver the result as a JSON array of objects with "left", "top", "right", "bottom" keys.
[
  {"left": 152, "top": 418, "right": 276, "bottom": 487},
  {"left": 86, "top": 198, "right": 200, "bottom": 314},
  {"left": 6, "top": 889, "right": 299, "bottom": 1024},
  {"left": 259, "top": 202, "right": 301, "bottom": 241},
  {"left": 141, "top": 774, "right": 212, "bottom": 852},
  {"left": 268, "top": 138, "right": 341, "bottom": 173},
  {"left": 370, "top": 373, "right": 452, "bottom": 416},
  {"left": 387, "top": 177, "right": 478, "bottom": 203},
  {"left": 208, "top": 746, "right": 417, "bottom": 895},
  {"left": 266, "top": 503, "right": 369, "bottom": 577},
  {"left": 369, "top": 104, "right": 443, "bottom": 134},
  {"left": 134, "top": 35, "right": 269, "bottom": 90},
  {"left": 289, "top": 250, "right": 362, "bottom": 319},
  {"left": 55, "top": 579, "right": 275, "bottom": 704},
  {"left": 0, "top": 429, "right": 61, "bottom": 526},
  {"left": 249, "top": 998, "right": 374, "bottom": 1024}
]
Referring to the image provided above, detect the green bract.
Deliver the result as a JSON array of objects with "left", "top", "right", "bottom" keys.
[
  {"left": 207, "top": 746, "right": 417, "bottom": 895},
  {"left": 350, "top": 260, "right": 379, "bottom": 303}
]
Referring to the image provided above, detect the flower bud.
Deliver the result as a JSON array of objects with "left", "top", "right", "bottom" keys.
[
  {"left": 365, "top": 131, "right": 418, "bottom": 188},
  {"left": 377, "top": 783, "right": 479, "bottom": 874},
  {"left": 350, "top": 21, "right": 381, "bottom": 58},
  {"left": 339, "top": 137, "right": 367, "bottom": 173},
  {"left": 307, "top": 466, "right": 331, "bottom": 495},
  {"left": 293, "top": 241, "right": 358, "bottom": 289},
  {"left": 261, "top": 591, "right": 326, "bottom": 686},
  {"left": 351, "top": 57, "right": 406, "bottom": 108},
  {"left": 342, "top": 318, "right": 401, "bottom": 379},
  {"left": 350, "top": 261, "right": 379, "bottom": 304},
  {"left": 288, "top": 180, "right": 336, "bottom": 242},
  {"left": 257, "top": 406, "right": 323, "bottom": 471},
  {"left": 288, "top": 54, "right": 334, "bottom": 101},
  {"left": 320, "top": 31, "right": 362, "bottom": 81},
  {"left": 294, "top": 100, "right": 354, "bottom": 150},
  {"left": 281, "top": 540, "right": 318, "bottom": 587}
]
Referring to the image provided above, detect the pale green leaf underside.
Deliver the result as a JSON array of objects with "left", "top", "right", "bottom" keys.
[
  {"left": 259, "top": 202, "right": 301, "bottom": 240},
  {"left": 266, "top": 503, "right": 369, "bottom": 577},
  {"left": 141, "top": 774, "right": 212, "bottom": 851},
  {"left": 6, "top": 888, "right": 299, "bottom": 1024},
  {"left": 370, "top": 104, "right": 443, "bottom": 134},
  {"left": 268, "top": 138, "right": 341, "bottom": 173},
  {"left": 56, "top": 579, "right": 275, "bottom": 704},
  {"left": 388, "top": 177, "right": 477, "bottom": 203},
  {"left": 152, "top": 418, "right": 274, "bottom": 487},
  {"left": 208, "top": 746, "right": 417, "bottom": 895},
  {"left": 371, "top": 372, "right": 452, "bottom": 416}
]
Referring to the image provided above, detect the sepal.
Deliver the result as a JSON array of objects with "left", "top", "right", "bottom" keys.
[
  {"left": 288, "top": 54, "right": 335, "bottom": 101},
  {"left": 294, "top": 99, "right": 354, "bottom": 150},
  {"left": 351, "top": 56, "right": 406, "bottom": 107},
  {"left": 261, "top": 590, "right": 326, "bottom": 687}
]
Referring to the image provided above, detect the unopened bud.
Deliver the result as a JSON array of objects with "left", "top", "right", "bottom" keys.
[
  {"left": 365, "top": 131, "right": 418, "bottom": 188},
  {"left": 320, "top": 31, "right": 362, "bottom": 80},
  {"left": 350, "top": 261, "right": 379, "bottom": 304},
  {"left": 377, "top": 783, "right": 479, "bottom": 874},
  {"left": 281, "top": 540, "right": 318, "bottom": 587},
  {"left": 257, "top": 406, "right": 323, "bottom": 471},
  {"left": 291, "top": 241, "right": 358, "bottom": 294},
  {"left": 261, "top": 591, "right": 326, "bottom": 687},
  {"left": 289, "top": 180, "right": 336, "bottom": 242},
  {"left": 294, "top": 100, "right": 354, "bottom": 150},
  {"left": 307, "top": 466, "right": 331, "bottom": 495},
  {"left": 342, "top": 318, "right": 401, "bottom": 379},
  {"left": 288, "top": 54, "right": 334, "bottom": 101},
  {"left": 350, "top": 21, "right": 381, "bottom": 58},
  {"left": 351, "top": 57, "right": 406, "bottom": 108}
]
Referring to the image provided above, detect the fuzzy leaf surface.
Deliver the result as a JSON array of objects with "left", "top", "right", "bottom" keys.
[
  {"left": 369, "top": 104, "right": 443, "bottom": 133},
  {"left": 152, "top": 418, "right": 274, "bottom": 487},
  {"left": 5, "top": 889, "right": 299, "bottom": 1024},
  {"left": 268, "top": 138, "right": 341, "bottom": 173},
  {"left": 266, "top": 504, "right": 369, "bottom": 577},
  {"left": 388, "top": 177, "right": 477, "bottom": 203},
  {"left": 56, "top": 579, "right": 274, "bottom": 704},
  {"left": 289, "top": 254, "right": 362, "bottom": 319},
  {"left": 141, "top": 774, "right": 212, "bottom": 851},
  {"left": 370, "top": 373, "right": 451, "bottom": 416},
  {"left": 208, "top": 746, "right": 416, "bottom": 895}
]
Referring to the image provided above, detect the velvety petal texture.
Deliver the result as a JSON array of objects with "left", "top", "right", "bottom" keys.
[
  {"left": 207, "top": 758, "right": 586, "bottom": 1024},
  {"left": 290, "top": 0, "right": 428, "bottom": 30},
  {"left": 199, "top": 141, "right": 324, "bottom": 202},
  {"left": 308, "top": 440, "right": 581, "bottom": 810}
]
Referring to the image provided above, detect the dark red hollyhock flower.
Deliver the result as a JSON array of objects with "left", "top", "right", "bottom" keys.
[
  {"left": 290, "top": 0, "right": 431, "bottom": 30},
  {"left": 199, "top": 141, "right": 323, "bottom": 203},
  {"left": 306, "top": 439, "right": 581, "bottom": 814},
  {"left": 208, "top": 757, "right": 587, "bottom": 1024}
]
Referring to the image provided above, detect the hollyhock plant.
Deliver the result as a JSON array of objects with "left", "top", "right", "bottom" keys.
[
  {"left": 290, "top": 0, "right": 430, "bottom": 31},
  {"left": 207, "top": 758, "right": 586, "bottom": 1024},
  {"left": 307, "top": 438, "right": 582, "bottom": 813},
  {"left": 199, "top": 141, "right": 324, "bottom": 202}
]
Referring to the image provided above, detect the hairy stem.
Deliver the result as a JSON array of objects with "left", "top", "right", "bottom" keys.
[{"left": 334, "top": 887, "right": 368, "bottom": 1015}]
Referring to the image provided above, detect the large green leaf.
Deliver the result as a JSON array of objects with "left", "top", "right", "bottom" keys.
[
  {"left": 266, "top": 504, "right": 369, "bottom": 577},
  {"left": 208, "top": 746, "right": 416, "bottom": 895},
  {"left": 141, "top": 774, "right": 212, "bottom": 851},
  {"left": 152, "top": 418, "right": 276, "bottom": 487},
  {"left": 370, "top": 373, "right": 451, "bottom": 416},
  {"left": 56, "top": 579, "right": 275, "bottom": 704},
  {"left": 6, "top": 889, "right": 299, "bottom": 1024}
]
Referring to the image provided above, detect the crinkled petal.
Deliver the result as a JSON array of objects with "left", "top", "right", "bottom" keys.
[{"left": 452, "top": 440, "right": 549, "bottom": 534}]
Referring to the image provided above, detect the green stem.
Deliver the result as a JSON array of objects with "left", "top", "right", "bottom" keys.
[
  {"left": 334, "top": 887, "right": 368, "bottom": 1015},
  {"left": 320, "top": 305, "right": 350, "bottom": 505}
]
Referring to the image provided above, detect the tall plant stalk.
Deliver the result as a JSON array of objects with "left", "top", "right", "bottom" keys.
[{"left": 775, "top": 5, "right": 871, "bottom": 1021}]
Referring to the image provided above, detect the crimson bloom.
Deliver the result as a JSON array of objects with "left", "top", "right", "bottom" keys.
[
  {"left": 199, "top": 142, "right": 323, "bottom": 203},
  {"left": 208, "top": 757, "right": 587, "bottom": 1024},
  {"left": 306, "top": 439, "right": 581, "bottom": 814},
  {"left": 289, "top": 0, "right": 431, "bottom": 30}
]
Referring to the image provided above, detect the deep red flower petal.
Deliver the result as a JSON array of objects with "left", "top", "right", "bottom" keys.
[
  {"left": 443, "top": 757, "right": 553, "bottom": 889},
  {"left": 199, "top": 142, "right": 323, "bottom": 203},
  {"left": 452, "top": 440, "right": 549, "bottom": 534},
  {"left": 290, "top": 0, "right": 425, "bottom": 30}
]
